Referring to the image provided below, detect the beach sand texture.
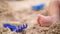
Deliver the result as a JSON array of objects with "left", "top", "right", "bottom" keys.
[{"left": 1, "top": 0, "right": 60, "bottom": 34}]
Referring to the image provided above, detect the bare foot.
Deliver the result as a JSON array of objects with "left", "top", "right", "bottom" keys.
[
  {"left": 37, "top": 0, "right": 60, "bottom": 27},
  {"left": 37, "top": 14, "right": 53, "bottom": 27}
]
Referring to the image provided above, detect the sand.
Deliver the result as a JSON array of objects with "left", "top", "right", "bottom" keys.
[{"left": 1, "top": 0, "right": 60, "bottom": 34}]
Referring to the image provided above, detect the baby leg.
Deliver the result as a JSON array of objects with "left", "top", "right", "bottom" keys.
[
  {"left": 48, "top": 0, "right": 60, "bottom": 21},
  {"left": 37, "top": 0, "right": 60, "bottom": 27}
]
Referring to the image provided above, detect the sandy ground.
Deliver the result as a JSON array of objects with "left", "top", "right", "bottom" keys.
[
  {"left": 0, "top": 0, "right": 51, "bottom": 28},
  {"left": 0, "top": 0, "right": 57, "bottom": 34}
]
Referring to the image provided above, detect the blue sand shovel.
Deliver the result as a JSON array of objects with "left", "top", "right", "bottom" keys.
[
  {"left": 3, "top": 23, "right": 28, "bottom": 32},
  {"left": 32, "top": 3, "right": 45, "bottom": 11}
]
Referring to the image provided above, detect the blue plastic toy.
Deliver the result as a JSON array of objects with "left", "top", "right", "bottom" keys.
[
  {"left": 22, "top": 24, "right": 28, "bottom": 29},
  {"left": 32, "top": 3, "right": 45, "bottom": 11},
  {"left": 16, "top": 24, "right": 28, "bottom": 32},
  {"left": 8, "top": 25, "right": 17, "bottom": 32},
  {"left": 3, "top": 24, "right": 17, "bottom": 32},
  {"left": 3, "top": 24, "right": 11, "bottom": 28},
  {"left": 3, "top": 23, "right": 28, "bottom": 32}
]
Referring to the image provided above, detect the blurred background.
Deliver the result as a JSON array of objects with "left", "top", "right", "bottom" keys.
[{"left": 0, "top": 0, "right": 54, "bottom": 34}]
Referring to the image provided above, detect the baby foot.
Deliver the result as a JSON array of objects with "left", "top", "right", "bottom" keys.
[{"left": 37, "top": 14, "right": 53, "bottom": 27}]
